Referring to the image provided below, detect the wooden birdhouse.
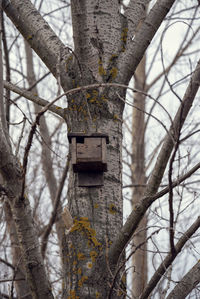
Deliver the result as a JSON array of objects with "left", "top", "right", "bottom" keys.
[{"left": 68, "top": 133, "right": 109, "bottom": 187}]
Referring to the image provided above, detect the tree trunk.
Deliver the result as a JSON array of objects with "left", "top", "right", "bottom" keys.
[
  {"left": 131, "top": 57, "right": 147, "bottom": 297},
  {"left": 4, "top": 201, "right": 31, "bottom": 298},
  {"left": 58, "top": 2, "right": 128, "bottom": 296},
  {"left": 2, "top": 0, "right": 182, "bottom": 297},
  {"left": 24, "top": 40, "right": 67, "bottom": 255},
  {"left": 63, "top": 87, "right": 125, "bottom": 298}
]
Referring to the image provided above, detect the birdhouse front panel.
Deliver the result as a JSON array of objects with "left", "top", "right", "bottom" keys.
[
  {"left": 73, "top": 137, "right": 107, "bottom": 173},
  {"left": 68, "top": 133, "right": 109, "bottom": 186},
  {"left": 77, "top": 138, "right": 102, "bottom": 162}
]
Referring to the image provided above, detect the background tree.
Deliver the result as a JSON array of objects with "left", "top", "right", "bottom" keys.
[
  {"left": 0, "top": 0, "right": 200, "bottom": 298},
  {"left": 126, "top": 2, "right": 200, "bottom": 297}
]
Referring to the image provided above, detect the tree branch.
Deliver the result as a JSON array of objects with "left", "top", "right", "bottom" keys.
[
  {"left": 124, "top": 0, "right": 147, "bottom": 40},
  {"left": 2, "top": 0, "right": 72, "bottom": 90},
  {"left": 0, "top": 129, "right": 54, "bottom": 298},
  {"left": 41, "top": 157, "right": 70, "bottom": 258},
  {"left": 0, "top": 257, "right": 15, "bottom": 270},
  {"left": 0, "top": 292, "right": 17, "bottom": 299},
  {"left": 140, "top": 216, "right": 200, "bottom": 299},
  {"left": 3, "top": 80, "right": 66, "bottom": 119},
  {"left": 117, "top": 0, "right": 176, "bottom": 83},
  {"left": 0, "top": 34, "right": 54, "bottom": 297},
  {"left": 109, "top": 58, "right": 200, "bottom": 265},
  {"left": 166, "top": 260, "right": 200, "bottom": 299},
  {"left": 168, "top": 138, "right": 180, "bottom": 257},
  {"left": 0, "top": 2, "right": 9, "bottom": 145}
]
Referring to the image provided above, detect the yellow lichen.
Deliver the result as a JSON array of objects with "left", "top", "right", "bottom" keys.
[
  {"left": 92, "top": 90, "right": 98, "bottom": 97},
  {"left": 99, "top": 65, "right": 106, "bottom": 76},
  {"left": 78, "top": 106, "right": 83, "bottom": 112},
  {"left": 94, "top": 203, "right": 99, "bottom": 209},
  {"left": 89, "top": 98, "right": 96, "bottom": 103},
  {"left": 72, "top": 260, "right": 77, "bottom": 273},
  {"left": 72, "top": 104, "right": 77, "bottom": 111},
  {"left": 113, "top": 114, "right": 119, "bottom": 122},
  {"left": 78, "top": 275, "right": 88, "bottom": 288},
  {"left": 87, "top": 262, "right": 93, "bottom": 269},
  {"left": 77, "top": 267, "right": 82, "bottom": 275},
  {"left": 27, "top": 35, "right": 33, "bottom": 40},
  {"left": 67, "top": 289, "right": 80, "bottom": 299},
  {"left": 101, "top": 95, "right": 108, "bottom": 102},
  {"left": 109, "top": 54, "right": 118, "bottom": 62},
  {"left": 109, "top": 203, "right": 117, "bottom": 214},
  {"left": 82, "top": 110, "right": 88, "bottom": 116},
  {"left": 96, "top": 291, "right": 100, "bottom": 298},
  {"left": 70, "top": 217, "right": 101, "bottom": 248},
  {"left": 77, "top": 252, "right": 85, "bottom": 261},
  {"left": 98, "top": 59, "right": 106, "bottom": 76},
  {"left": 110, "top": 67, "right": 118, "bottom": 79},
  {"left": 92, "top": 116, "right": 97, "bottom": 122},
  {"left": 117, "top": 290, "right": 123, "bottom": 296},
  {"left": 69, "top": 243, "right": 74, "bottom": 249},
  {"left": 121, "top": 28, "right": 128, "bottom": 51},
  {"left": 90, "top": 250, "right": 98, "bottom": 263},
  {"left": 121, "top": 273, "right": 126, "bottom": 284},
  {"left": 65, "top": 55, "right": 73, "bottom": 72},
  {"left": 121, "top": 28, "right": 128, "bottom": 42}
]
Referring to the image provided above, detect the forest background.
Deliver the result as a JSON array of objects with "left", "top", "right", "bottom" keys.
[{"left": 0, "top": 0, "right": 200, "bottom": 298}]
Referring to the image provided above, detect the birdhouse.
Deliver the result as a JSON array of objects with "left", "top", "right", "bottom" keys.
[{"left": 68, "top": 133, "right": 109, "bottom": 187}]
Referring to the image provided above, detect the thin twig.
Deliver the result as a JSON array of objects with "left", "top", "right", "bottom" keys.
[
  {"left": 41, "top": 155, "right": 70, "bottom": 258},
  {"left": 15, "top": 117, "right": 26, "bottom": 157},
  {"left": 168, "top": 102, "right": 183, "bottom": 256},
  {"left": 139, "top": 216, "right": 200, "bottom": 299}
]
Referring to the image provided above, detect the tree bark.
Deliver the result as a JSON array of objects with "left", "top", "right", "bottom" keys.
[
  {"left": 2, "top": 0, "right": 181, "bottom": 297},
  {"left": 0, "top": 19, "right": 53, "bottom": 298},
  {"left": 24, "top": 41, "right": 69, "bottom": 292},
  {"left": 117, "top": 0, "right": 176, "bottom": 83},
  {"left": 4, "top": 201, "right": 31, "bottom": 298},
  {"left": 167, "top": 260, "right": 200, "bottom": 299},
  {"left": 0, "top": 129, "right": 53, "bottom": 298},
  {"left": 109, "top": 58, "right": 200, "bottom": 265},
  {"left": 140, "top": 216, "right": 200, "bottom": 299},
  {"left": 131, "top": 57, "right": 147, "bottom": 297},
  {"left": 61, "top": 2, "right": 126, "bottom": 297},
  {"left": 24, "top": 40, "right": 66, "bottom": 252}
]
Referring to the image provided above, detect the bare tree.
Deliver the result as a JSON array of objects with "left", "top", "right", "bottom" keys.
[{"left": 0, "top": 0, "right": 200, "bottom": 298}]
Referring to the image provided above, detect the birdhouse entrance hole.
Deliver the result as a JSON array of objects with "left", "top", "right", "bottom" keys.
[{"left": 68, "top": 133, "right": 109, "bottom": 187}]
